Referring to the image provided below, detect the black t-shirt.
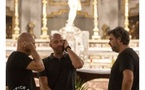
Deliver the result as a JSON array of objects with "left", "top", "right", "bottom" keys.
[
  {"left": 108, "top": 48, "right": 139, "bottom": 90},
  {"left": 39, "top": 53, "right": 76, "bottom": 90},
  {"left": 6, "top": 51, "right": 36, "bottom": 90}
]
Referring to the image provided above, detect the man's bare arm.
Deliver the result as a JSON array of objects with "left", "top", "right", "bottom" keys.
[
  {"left": 39, "top": 76, "right": 51, "bottom": 90},
  {"left": 122, "top": 69, "right": 133, "bottom": 90},
  {"left": 64, "top": 40, "right": 84, "bottom": 69},
  {"left": 24, "top": 42, "right": 44, "bottom": 72}
]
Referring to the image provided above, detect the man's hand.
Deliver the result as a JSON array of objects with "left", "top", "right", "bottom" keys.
[
  {"left": 20, "top": 41, "right": 36, "bottom": 53},
  {"left": 63, "top": 39, "right": 69, "bottom": 48}
]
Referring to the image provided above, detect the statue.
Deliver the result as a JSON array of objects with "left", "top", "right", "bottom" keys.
[
  {"left": 59, "top": 0, "right": 89, "bottom": 60},
  {"left": 129, "top": 20, "right": 139, "bottom": 39},
  {"left": 101, "top": 24, "right": 110, "bottom": 39},
  {"left": 6, "top": 25, "right": 12, "bottom": 39},
  {"left": 27, "top": 22, "right": 36, "bottom": 38},
  {"left": 66, "top": 0, "right": 82, "bottom": 27}
]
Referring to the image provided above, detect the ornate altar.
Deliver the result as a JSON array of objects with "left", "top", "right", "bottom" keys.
[{"left": 6, "top": 39, "right": 139, "bottom": 69}]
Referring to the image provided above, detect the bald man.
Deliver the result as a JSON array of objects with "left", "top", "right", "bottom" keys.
[
  {"left": 39, "top": 33, "right": 84, "bottom": 90},
  {"left": 6, "top": 32, "right": 44, "bottom": 90}
]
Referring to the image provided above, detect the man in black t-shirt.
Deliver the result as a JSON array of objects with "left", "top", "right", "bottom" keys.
[
  {"left": 39, "top": 33, "right": 84, "bottom": 90},
  {"left": 6, "top": 32, "right": 44, "bottom": 90},
  {"left": 107, "top": 26, "right": 139, "bottom": 90}
]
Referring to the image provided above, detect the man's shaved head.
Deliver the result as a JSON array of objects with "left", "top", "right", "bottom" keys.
[
  {"left": 18, "top": 32, "right": 34, "bottom": 43},
  {"left": 17, "top": 32, "right": 35, "bottom": 54},
  {"left": 50, "top": 33, "right": 63, "bottom": 43},
  {"left": 49, "top": 33, "right": 64, "bottom": 54}
]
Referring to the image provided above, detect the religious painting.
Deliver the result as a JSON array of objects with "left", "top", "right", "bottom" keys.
[
  {"left": 6, "top": 16, "right": 13, "bottom": 39},
  {"left": 6, "top": 7, "right": 14, "bottom": 39},
  {"left": 128, "top": 15, "right": 139, "bottom": 39}
]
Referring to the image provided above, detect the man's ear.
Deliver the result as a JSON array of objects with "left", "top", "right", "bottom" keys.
[{"left": 117, "top": 37, "right": 121, "bottom": 42}]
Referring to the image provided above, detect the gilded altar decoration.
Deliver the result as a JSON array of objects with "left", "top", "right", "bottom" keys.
[
  {"left": 101, "top": 24, "right": 110, "bottom": 39},
  {"left": 41, "top": 0, "right": 49, "bottom": 39},
  {"left": 12, "top": 0, "right": 20, "bottom": 39},
  {"left": 124, "top": 0, "right": 129, "bottom": 31},
  {"left": 27, "top": 22, "right": 36, "bottom": 38},
  {"left": 92, "top": 0, "right": 100, "bottom": 40},
  {"left": 129, "top": 21, "right": 139, "bottom": 39}
]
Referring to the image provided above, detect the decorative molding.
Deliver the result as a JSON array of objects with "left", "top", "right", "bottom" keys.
[
  {"left": 48, "top": 0, "right": 90, "bottom": 6},
  {"left": 77, "top": 11, "right": 93, "bottom": 18},
  {"left": 47, "top": 9, "right": 68, "bottom": 17},
  {"left": 121, "top": 0, "right": 139, "bottom": 17},
  {"left": 47, "top": 9, "right": 93, "bottom": 18},
  {"left": 6, "top": 39, "right": 139, "bottom": 60},
  {"left": 129, "top": 4, "right": 139, "bottom": 17},
  {"left": 6, "top": 7, "right": 14, "bottom": 16}
]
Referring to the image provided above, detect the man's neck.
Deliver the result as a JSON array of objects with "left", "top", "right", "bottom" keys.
[
  {"left": 119, "top": 45, "right": 129, "bottom": 53},
  {"left": 53, "top": 52, "right": 65, "bottom": 59},
  {"left": 17, "top": 48, "right": 29, "bottom": 55}
]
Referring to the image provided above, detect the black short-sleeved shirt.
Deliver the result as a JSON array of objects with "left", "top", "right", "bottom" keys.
[
  {"left": 108, "top": 48, "right": 139, "bottom": 90},
  {"left": 6, "top": 51, "right": 36, "bottom": 90},
  {"left": 38, "top": 53, "right": 76, "bottom": 90}
]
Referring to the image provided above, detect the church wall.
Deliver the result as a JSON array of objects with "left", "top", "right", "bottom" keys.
[
  {"left": 47, "top": 13, "right": 94, "bottom": 39},
  {"left": 19, "top": 0, "right": 42, "bottom": 38},
  {"left": 46, "top": 0, "right": 119, "bottom": 39},
  {"left": 6, "top": 0, "right": 139, "bottom": 39}
]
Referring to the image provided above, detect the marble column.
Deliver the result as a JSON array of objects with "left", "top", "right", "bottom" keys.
[{"left": 19, "top": 0, "right": 42, "bottom": 38}]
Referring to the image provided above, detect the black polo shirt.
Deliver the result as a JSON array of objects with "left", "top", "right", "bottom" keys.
[{"left": 39, "top": 53, "right": 76, "bottom": 90}]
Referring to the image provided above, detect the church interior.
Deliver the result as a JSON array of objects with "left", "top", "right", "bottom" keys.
[{"left": 6, "top": 0, "right": 139, "bottom": 90}]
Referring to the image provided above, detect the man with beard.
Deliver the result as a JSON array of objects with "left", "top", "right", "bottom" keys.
[
  {"left": 107, "top": 26, "right": 139, "bottom": 90},
  {"left": 39, "top": 33, "right": 84, "bottom": 90},
  {"left": 6, "top": 32, "right": 44, "bottom": 90}
]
